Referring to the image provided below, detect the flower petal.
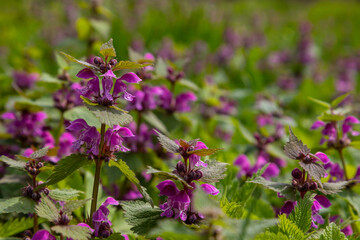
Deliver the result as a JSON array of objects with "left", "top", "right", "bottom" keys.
[
  {"left": 315, "top": 152, "right": 330, "bottom": 164},
  {"left": 201, "top": 184, "right": 219, "bottom": 195},
  {"left": 119, "top": 72, "right": 142, "bottom": 83}
]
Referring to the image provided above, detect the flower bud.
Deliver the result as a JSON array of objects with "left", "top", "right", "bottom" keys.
[
  {"left": 188, "top": 171, "right": 196, "bottom": 181},
  {"left": 186, "top": 213, "right": 197, "bottom": 224},
  {"left": 109, "top": 59, "right": 118, "bottom": 66},
  {"left": 58, "top": 214, "right": 70, "bottom": 225},
  {"left": 94, "top": 57, "right": 102, "bottom": 65},
  {"left": 30, "top": 168, "right": 37, "bottom": 175},
  {"left": 22, "top": 185, "right": 33, "bottom": 197},
  {"left": 32, "top": 192, "right": 41, "bottom": 201},
  {"left": 291, "top": 168, "right": 302, "bottom": 180},
  {"left": 194, "top": 170, "right": 203, "bottom": 180},
  {"left": 299, "top": 182, "right": 309, "bottom": 192},
  {"left": 43, "top": 188, "right": 50, "bottom": 195},
  {"left": 291, "top": 179, "right": 299, "bottom": 187},
  {"left": 176, "top": 161, "right": 186, "bottom": 173},
  {"left": 309, "top": 182, "right": 318, "bottom": 190},
  {"left": 36, "top": 162, "right": 43, "bottom": 169},
  {"left": 187, "top": 146, "right": 195, "bottom": 152},
  {"left": 303, "top": 155, "right": 312, "bottom": 164}
]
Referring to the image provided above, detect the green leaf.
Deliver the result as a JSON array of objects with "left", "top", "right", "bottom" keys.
[
  {"left": 0, "top": 197, "right": 35, "bottom": 214},
  {"left": 249, "top": 176, "right": 296, "bottom": 201},
  {"left": 149, "top": 219, "right": 199, "bottom": 240},
  {"left": 109, "top": 160, "right": 153, "bottom": 207},
  {"left": 0, "top": 156, "right": 25, "bottom": 170},
  {"left": 121, "top": 200, "right": 163, "bottom": 235},
  {"left": 308, "top": 97, "right": 331, "bottom": 108},
  {"left": 0, "top": 217, "right": 44, "bottom": 237},
  {"left": 318, "top": 181, "right": 350, "bottom": 195},
  {"left": 76, "top": 17, "right": 90, "bottom": 40},
  {"left": 284, "top": 127, "right": 311, "bottom": 160},
  {"left": 60, "top": 51, "right": 100, "bottom": 71},
  {"left": 198, "top": 159, "right": 229, "bottom": 183},
  {"left": 80, "top": 95, "right": 98, "bottom": 106},
  {"left": 37, "top": 154, "right": 90, "bottom": 190},
  {"left": 30, "top": 146, "right": 49, "bottom": 159},
  {"left": 100, "top": 39, "right": 116, "bottom": 58},
  {"left": 278, "top": 214, "right": 306, "bottom": 240},
  {"left": 318, "top": 112, "right": 345, "bottom": 122},
  {"left": 55, "top": 52, "right": 69, "bottom": 69},
  {"left": 112, "top": 61, "right": 152, "bottom": 71},
  {"left": 255, "top": 231, "right": 289, "bottom": 240},
  {"left": 350, "top": 141, "right": 360, "bottom": 150},
  {"left": 178, "top": 79, "right": 199, "bottom": 91},
  {"left": 35, "top": 194, "right": 60, "bottom": 222},
  {"left": 52, "top": 225, "right": 92, "bottom": 240},
  {"left": 221, "top": 198, "right": 244, "bottom": 219},
  {"left": 14, "top": 101, "right": 43, "bottom": 112},
  {"left": 106, "top": 233, "right": 126, "bottom": 240},
  {"left": 84, "top": 102, "right": 133, "bottom": 127},
  {"left": 288, "top": 194, "right": 313, "bottom": 233},
  {"left": 341, "top": 191, "right": 360, "bottom": 214},
  {"left": 331, "top": 92, "right": 352, "bottom": 108},
  {"left": 299, "top": 161, "right": 326, "bottom": 185},
  {"left": 154, "top": 130, "right": 180, "bottom": 153},
  {"left": 64, "top": 199, "right": 91, "bottom": 213},
  {"left": 64, "top": 106, "right": 101, "bottom": 128},
  {"left": 49, "top": 189, "right": 83, "bottom": 201},
  {"left": 187, "top": 148, "right": 222, "bottom": 157},
  {"left": 233, "top": 119, "right": 256, "bottom": 144},
  {"left": 143, "top": 112, "right": 168, "bottom": 135},
  {"left": 319, "top": 222, "right": 347, "bottom": 240},
  {"left": 147, "top": 166, "right": 193, "bottom": 189}
]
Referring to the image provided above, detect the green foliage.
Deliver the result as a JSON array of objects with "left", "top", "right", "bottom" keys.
[
  {"left": 278, "top": 214, "right": 306, "bottom": 240},
  {"left": 64, "top": 106, "right": 101, "bottom": 128},
  {"left": 299, "top": 161, "right": 326, "bottom": 185},
  {"left": 0, "top": 217, "right": 44, "bottom": 237},
  {"left": 60, "top": 51, "right": 99, "bottom": 71},
  {"left": 30, "top": 146, "right": 49, "bottom": 159},
  {"left": 63, "top": 199, "right": 91, "bottom": 213},
  {"left": 318, "top": 181, "right": 349, "bottom": 195},
  {"left": 221, "top": 198, "right": 244, "bottom": 219},
  {"left": 249, "top": 176, "right": 296, "bottom": 201},
  {"left": 0, "top": 197, "right": 35, "bottom": 214},
  {"left": 0, "top": 156, "right": 25, "bottom": 170},
  {"left": 318, "top": 112, "right": 345, "bottom": 122},
  {"left": 187, "top": 148, "right": 222, "bottom": 156},
  {"left": 198, "top": 159, "right": 229, "bottom": 183},
  {"left": 233, "top": 119, "right": 256, "bottom": 144},
  {"left": 52, "top": 225, "right": 92, "bottom": 240},
  {"left": 288, "top": 195, "right": 314, "bottom": 233},
  {"left": 154, "top": 130, "right": 180, "bottom": 153},
  {"left": 146, "top": 166, "right": 193, "bottom": 189},
  {"left": 255, "top": 231, "right": 290, "bottom": 240},
  {"left": 84, "top": 102, "right": 133, "bottom": 127},
  {"left": 112, "top": 61, "right": 152, "bottom": 71},
  {"left": 106, "top": 233, "right": 126, "bottom": 240},
  {"left": 37, "top": 154, "right": 90, "bottom": 190},
  {"left": 284, "top": 127, "right": 311, "bottom": 160},
  {"left": 48, "top": 189, "right": 83, "bottom": 201},
  {"left": 143, "top": 111, "right": 169, "bottom": 134},
  {"left": 100, "top": 38, "right": 116, "bottom": 58},
  {"left": 121, "top": 200, "right": 163, "bottom": 235},
  {"left": 331, "top": 92, "right": 352, "bottom": 108},
  {"left": 308, "top": 97, "right": 331, "bottom": 109},
  {"left": 109, "top": 160, "right": 153, "bottom": 207},
  {"left": 35, "top": 194, "right": 60, "bottom": 222},
  {"left": 319, "top": 223, "right": 347, "bottom": 240}
]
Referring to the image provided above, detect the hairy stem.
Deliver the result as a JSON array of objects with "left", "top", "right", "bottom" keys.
[
  {"left": 32, "top": 175, "right": 38, "bottom": 233},
  {"left": 338, "top": 148, "right": 349, "bottom": 181},
  {"left": 90, "top": 123, "right": 106, "bottom": 223}
]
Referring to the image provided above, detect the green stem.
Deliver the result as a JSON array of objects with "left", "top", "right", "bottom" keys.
[
  {"left": 32, "top": 175, "right": 38, "bottom": 233},
  {"left": 56, "top": 111, "right": 64, "bottom": 146},
  {"left": 338, "top": 148, "right": 349, "bottom": 181},
  {"left": 90, "top": 124, "right": 106, "bottom": 224}
]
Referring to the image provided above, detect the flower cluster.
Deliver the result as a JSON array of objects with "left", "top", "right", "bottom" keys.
[
  {"left": 155, "top": 137, "right": 220, "bottom": 224},
  {"left": 53, "top": 82, "right": 83, "bottom": 112},
  {"left": 12, "top": 71, "right": 39, "bottom": 90},
  {"left": 66, "top": 119, "right": 133, "bottom": 160}
]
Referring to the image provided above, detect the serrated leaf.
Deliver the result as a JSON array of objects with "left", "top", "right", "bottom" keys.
[
  {"left": 308, "top": 97, "right": 331, "bottom": 108},
  {"left": 331, "top": 92, "right": 352, "bottom": 108},
  {"left": 109, "top": 160, "right": 153, "bottom": 207},
  {"left": 64, "top": 106, "right": 101, "bottom": 128},
  {"left": 121, "top": 200, "right": 163, "bottom": 235},
  {"left": 37, "top": 154, "right": 90, "bottom": 190},
  {"left": 289, "top": 194, "right": 314, "bottom": 233},
  {"left": 14, "top": 101, "right": 43, "bottom": 112},
  {"left": 112, "top": 61, "right": 152, "bottom": 71},
  {"left": 255, "top": 231, "right": 290, "bottom": 240},
  {"left": 146, "top": 166, "right": 193, "bottom": 189},
  {"left": 80, "top": 95, "right": 98, "bottom": 106},
  {"left": 221, "top": 198, "right": 244, "bottom": 219},
  {"left": 299, "top": 161, "right": 326, "bottom": 184},
  {"left": 318, "top": 112, "right": 345, "bottom": 122},
  {"left": 35, "top": 194, "right": 60, "bottom": 222},
  {"left": 318, "top": 181, "right": 349, "bottom": 195},
  {"left": 154, "top": 130, "right": 179, "bottom": 153},
  {"left": 30, "top": 147, "right": 49, "bottom": 159},
  {"left": 106, "top": 233, "right": 126, "bottom": 240},
  {"left": 0, "top": 156, "right": 25, "bottom": 170},
  {"left": 249, "top": 176, "right": 296, "bottom": 201},
  {"left": 341, "top": 191, "right": 360, "bottom": 214},
  {"left": 64, "top": 199, "right": 91, "bottom": 213},
  {"left": 284, "top": 127, "right": 310, "bottom": 160},
  {"left": 49, "top": 189, "right": 83, "bottom": 201},
  {"left": 60, "top": 51, "right": 99, "bottom": 71},
  {"left": 84, "top": 102, "right": 133, "bottom": 127},
  {"left": 100, "top": 39, "right": 116, "bottom": 57},
  {"left": 187, "top": 148, "right": 222, "bottom": 157},
  {"left": 52, "top": 225, "right": 92, "bottom": 240},
  {"left": 0, "top": 217, "right": 44, "bottom": 237},
  {"left": 143, "top": 112, "right": 168, "bottom": 135},
  {"left": 319, "top": 222, "right": 347, "bottom": 240},
  {"left": 198, "top": 159, "right": 229, "bottom": 183},
  {"left": 0, "top": 197, "right": 35, "bottom": 214},
  {"left": 278, "top": 214, "right": 306, "bottom": 240}
]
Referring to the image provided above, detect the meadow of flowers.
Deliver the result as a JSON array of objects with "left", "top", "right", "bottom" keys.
[{"left": 1, "top": 0, "right": 360, "bottom": 239}]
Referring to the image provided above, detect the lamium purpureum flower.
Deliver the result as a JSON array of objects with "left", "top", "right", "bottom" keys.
[
  {"left": 127, "top": 85, "right": 163, "bottom": 112},
  {"left": 92, "top": 197, "right": 119, "bottom": 238},
  {"left": 66, "top": 119, "right": 133, "bottom": 160},
  {"left": 158, "top": 86, "right": 197, "bottom": 113},
  {"left": 53, "top": 82, "right": 83, "bottom": 112},
  {"left": 12, "top": 71, "right": 39, "bottom": 90},
  {"left": 76, "top": 68, "right": 141, "bottom": 106},
  {"left": 31, "top": 229, "right": 56, "bottom": 240}
]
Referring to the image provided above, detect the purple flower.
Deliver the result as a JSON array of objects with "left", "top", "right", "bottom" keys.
[
  {"left": 158, "top": 86, "right": 197, "bottom": 113},
  {"left": 311, "top": 195, "right": 331, "bottom": 228},
  {"left": 188, "top": 141, "right": 208, "bottom": 168},
  {"left": 53, "top": 82, "right": 83, "bottom": 112},
  {"left": 13, "top": 71, "right": 39, "bottom": 90},
  {"left": 127, "top": 85, "right": 163, "bottom": 111},
  {"left": 92, "top": 197, "right": 119, "bottom": 237},
  {"left": 324, "top": 162, "right": 344, "bottom": 182},
  {"left": 342, "top": 116, "right": 360, "bottom": 136},
  {"left": 201, "top": 184, "right": 219, "bottom": 195},
  {"left": 123, "top": 122, "right": 154, "bottom": 153},
  {"left": 280, "top": 200, "right": 297, "bottom": 215},
  {"left": 103, "top": 125, "right": 134, "bottom": 154},
  {"left": 77, "top": 68, "right": 141, "bottom": 106},
  {"left": 32, "top": 230, "right": 56, "bottom": 240}
]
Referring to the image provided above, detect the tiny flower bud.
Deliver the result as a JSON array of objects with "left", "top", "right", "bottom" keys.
[
  {"left": 187, "top": 146, "right": 195, "bottom": 152},
  {"left": 100, "top": 230, "right": 111, "bottom": 238},
  {"left": 300, "top": 182, "right": 309, "bottom": 192},
  {"left": 303, "top": 155, "right": 312, "bottom": 164},
  {"left": 309, "top": 182, "right": 318, "bottom": 190},
  {"left": 292, "top": 179, "right": 299, "bottom": 187},
  {"left": 100, "top": 64, "right": 107, "bottom": 72},
  {"left": 186, "top": 213, "right": 197, "bottom": 224},
  {"left": 22, "top": 186, "right": 33, "bottom": 198},
  {"left": 167, "top": 67, "right": 174, "bottom": 75},
  {"left": 176, "top": 161, "right": 186, "bottom": 173},
  {"left": 43, "top": 188, "right": 50, "bottom": 195},
  {"left": 109, "top": 59, "right": 118, "bottom": 66},
  {"left": 58, "top": 214, "right": 70, "bottom": 225},
  {"left": 291, "top": 168, "right": 302, "bottom": 180},
  {"left": 194, "top": 170, "right": 203, "bottom": 180},
  {"left": 94, "top": 57, "right": 102, "bottom": 65},
  {"left": 176, "top": 71, "right": 184, "bottom": 80},
  {"left": 188, "top": 171, "right": 196, "bottom": 181},
  {"left": 36, "top": 162, "right": 43, "bottom": 169},
  {"left": 30, "top": 168, "right": 38, "bottom": 175},
  {"left": 32, "top": 192, "right": 41, "bottom": 201}
]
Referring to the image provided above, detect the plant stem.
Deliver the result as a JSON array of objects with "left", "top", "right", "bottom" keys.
[
  {"left": 56, "top": 111, "right": 64, "bottom": 146},
  {"left": 90, "top": 123, "right": 106, "bottom": 224},
  {"left": 32, "top": 175, "right": 38, "bottom": 233},
  {"left": 338, "top": 148, "right": 349, "bottom": 181}
]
